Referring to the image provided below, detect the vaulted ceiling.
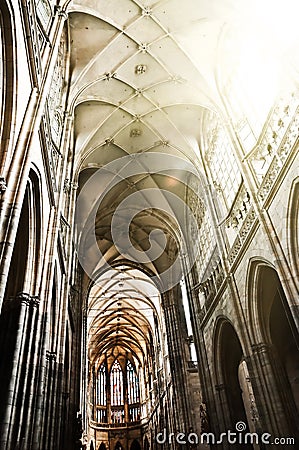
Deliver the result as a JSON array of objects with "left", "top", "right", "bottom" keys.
[{"left": 67, "top": 0, "right": 296, "bottom": 361}]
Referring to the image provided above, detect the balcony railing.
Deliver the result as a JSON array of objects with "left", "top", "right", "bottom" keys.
[
  {"left": 89, "top": 420, "right": 141, "bottom": 429},
  {"left": 227, "top": 96, "right": 299, "bottom": 267}
]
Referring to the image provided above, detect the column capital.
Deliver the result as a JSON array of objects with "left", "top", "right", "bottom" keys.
[
  {"left": 251, "top": 342, "right": 272, "bottom": 354},
  {"left": 30, "top": 295, "right": 40, "bottom": 308},
  {"left": 46, "top": 350, "right": 57, "bottom": 362},
  {"left": 15, "top": 292, "right": 31, "bottom": 306},
  {"left": 15, "top": 292, "right": 40, "bottom": 308},
  {"left": 0, "top": 176, "right": 7, "bottom": 195},
  {"left": 54, "top": 6, "right": 68, "bottom": 20}
]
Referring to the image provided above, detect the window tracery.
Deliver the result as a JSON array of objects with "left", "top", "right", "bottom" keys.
[
  {"left": 205, "top": 113, "right": 242, "bottom": 212},
  {"left": 111, "top": 360, "right": 124, "bottom": 406},
  {"left": 97, "top": 363, "right": 106, "bottom": 406},
  {"left": 93, "top": 357, "right": 140, "bottom": 425}
]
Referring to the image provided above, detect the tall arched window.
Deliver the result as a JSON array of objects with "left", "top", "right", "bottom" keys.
[
  {"left": 110, "top": 359, "right": 124, "bottom": 424},
  {"left": 127, "top": 361, "right": 139, "bottom": 404},
  {"left": 96, "top": 363, "right": 107, "bottom": 423},
  {"left": 94, "top": 357, "right": 140, "bottom": 425},
  {"left": 111, "top": 360, "right": 124, "bottom": 406},
  {"left": 98, "top": 364, "right": 106, "bottom": 406},
  {"left": 127, "top": 361, "right": 140, "bottom": 422}
]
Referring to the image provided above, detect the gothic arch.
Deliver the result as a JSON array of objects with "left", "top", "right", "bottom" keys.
[
  {"left": 130, "top": 439, "right": 141, "bottom": 450},
  {"left": 24, "top": 169, "right": 42, "bottom": 294},
  {"left": 2, "top": 169, "right": 41, "bottom": 300},
  {"left": 246, "top": 258, "right": 277, "bottom": 344},
  {"left": 0, "top": 0, "right": 16, "bottom": 171},
  {"left": 213, "top": 317, "right": 253, "bottom": 447},
  {"left": 247, "top": 261, "right": 299, "bottom": 438},
  {"left": 114, "top": 441, "right": 123, "bottom": 450},
  {"left": 247, "top": 260, "right": 299, "bottom": 349},
  {"left": 0, "top": 170, "right": 42, "bottom": 448},
  {"left": 287, "top": 177, "right": 299, "bottom": 283}
]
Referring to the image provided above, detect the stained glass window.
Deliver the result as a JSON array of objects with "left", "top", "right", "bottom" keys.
[
  {"left": 94, "top": 357, "right": 141, "bottom": 424},
  {"left": 110, "top": 360, "right": 124, "bottom": 406},
  {"left": 97, "top": 363, "right": 106, "bottom": 406},
  {"left": 127, "top": 361, "right": 140, "bottom": 404}
]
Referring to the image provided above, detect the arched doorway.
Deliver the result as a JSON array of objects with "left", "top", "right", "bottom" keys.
[
  {"left": 215, "top": 319, "right": 253, "bottom": 449},
  {"left": 130, "top": 439, "right": 141, "bottom": 450},
  {"left": 256, "top": 265, "right": 299, "bottom": 440},
  {"left": 114, "top": 441, "right": 123, "bottom": 450}
]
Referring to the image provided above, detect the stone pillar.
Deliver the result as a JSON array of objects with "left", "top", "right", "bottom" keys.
[
  {"left": 0, "top": 293, "right": 40, "bottom": 450},
  {"left": 0, "top": 7, "right": 68, "bottom": 312},
  {"left": 250, "top": 342, "right": 296, "bottom": 445},
  {"left": 184, "top": 269, "right": 223, "bottom": 439},
  {"left": 162, "top": 286, "right": 192, "bottom": 434},
  {"left": 39, "top": 351, "right": 57, "bottom": 450},
  {"left": 214, "top": 383, "right": 231, "bottom": 450},
  {"left": 15, "top": 296, "right": 40, "bottom": 448}
]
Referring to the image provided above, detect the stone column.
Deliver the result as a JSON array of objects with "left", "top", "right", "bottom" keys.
[
  {"left": 0, "top": 293, "right": 39, "bottom": 450},
  {"left": 0, "top": 7, "right": 68, "bottom": 312},
  {"left": 214, "top": 383, "right": 231, "bottom": 450},
  {"left": 15, "top": 296, "right": 40, "bottom": 448},
  {"left": 39, "top": 351, "right": 57, "bottom": 450},
  {"left": 162, "top": 286, "right": 192, "bottom": 434},
  {"left": 250, "top": 342, "right": 294, "bottom": 444}
]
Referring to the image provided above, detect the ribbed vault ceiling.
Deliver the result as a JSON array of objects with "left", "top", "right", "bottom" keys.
[
  {"left": 68, "top": 0, "right": 278, "bottom": 362},
  {"left": 87, "top": 265, "right": 162, "bottom": 367}
]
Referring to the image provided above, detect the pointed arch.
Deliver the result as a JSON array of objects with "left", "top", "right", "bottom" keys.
[
  {"left": 0, "top": 0, "right": 16, "bottom": 171},
  {"left": 130, "top": 440, "right": 141, "bottom": 450},
  {"left": 114, "top": 441, "right": 123, "bottom": 450},
  {"left": 246, "top": 258, "right": 277, "bottom": 344},
  {"left": 127, "top": 360, "right": 140, "bottom": 404},
  {"left": 213, "top": 317, "right": 253, "bottom": 446},
  {"left": 247, "top": 261, "right": 299, "bottom": 435},
  {"left": 110, "top": 359, "right": 124, "bottom": 406},
  {"left": 97, "top": 362, "right": 107, "bottom": 406},
  {"left": 287, "top": 177, "right": 299, "bottom": 282}
]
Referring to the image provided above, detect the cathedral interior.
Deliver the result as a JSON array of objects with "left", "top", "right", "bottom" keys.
[{"left": 1, "top": 1, "right": 299, "bottom": 449}]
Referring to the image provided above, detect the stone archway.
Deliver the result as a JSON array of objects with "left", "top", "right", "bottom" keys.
[
  {"left": 130, "top": 439, "right": 141, "bottom": 450},
  {"left": 248, "top": 262, "right": 299, "bottom": 445},
  {"left": 114, "top": 441, "right": 123, "bottom": 450},
  {"left": 214, "top": 318, "right": 253, "bottom": 449}
]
